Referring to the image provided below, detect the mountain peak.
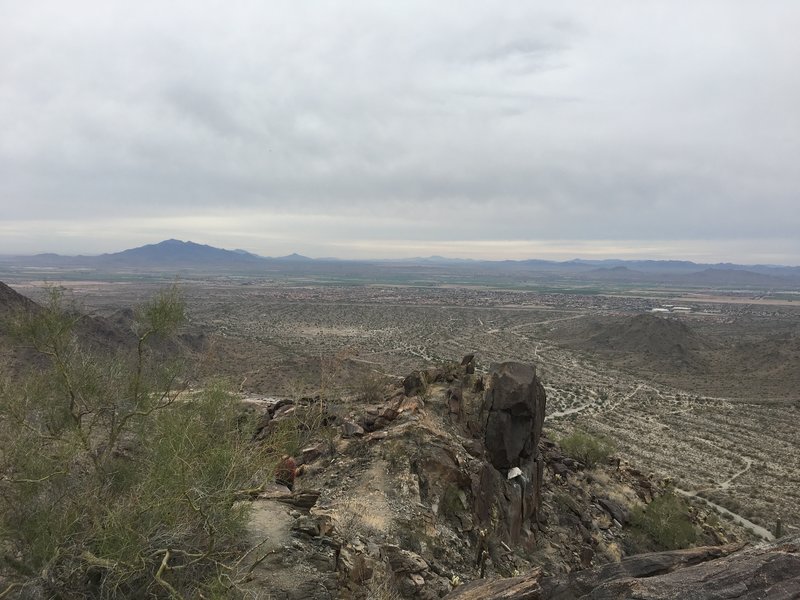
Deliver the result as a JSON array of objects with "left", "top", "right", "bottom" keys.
[{"left": 98, "top": 240, "right": 264, "bottom": 267}]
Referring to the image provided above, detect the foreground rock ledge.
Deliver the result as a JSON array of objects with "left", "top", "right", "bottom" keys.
[{"left": 444, "top": 536, "right": 800, "bottom": 599}]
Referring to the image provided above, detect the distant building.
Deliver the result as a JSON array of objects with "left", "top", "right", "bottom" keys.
[
  {"left": 651, "top": 308, "right": 670, "bottom": 313},
  {"left": 671, "top": 306, "right": 692, "bottom": 313}
]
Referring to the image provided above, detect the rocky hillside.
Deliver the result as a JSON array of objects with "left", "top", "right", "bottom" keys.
[
  {"left": 0, "top": 281, "right": 208, "bottom": 357},
  {"left": 0, "top": 281, "right": 131, "bottom": 349},
  {"left": 235, "top": 357, "right": 769, "bottom": 599},
  {"left": 587, "top": 314, "right": 706, "bottom": 358},
  {"left": 3, "top": 283, "right": 795, "bottom": 598},
  {"left": 0, "top": 281, "right": 37, "bottom": 318},
  {"left": 558, "top": 313, "right": 709, "bottom": 373}
]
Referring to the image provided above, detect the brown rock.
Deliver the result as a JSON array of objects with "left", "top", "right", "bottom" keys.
[
  {"left": 444, "top": 570, "right": 543, "bottom": 599},
  {"left": 580, "top": 545, "right": 594, "bottom": 568},
  {"left": 398, "top": 396, "right": 425, "bottom": 413},
  {"left": 425, "top": 367, "right": 445, "bottom": 384},
  {"left": 414, "top": 443, "right": 470, "bottom": 506}
]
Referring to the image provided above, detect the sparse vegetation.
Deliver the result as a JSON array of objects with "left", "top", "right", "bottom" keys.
[
  {"left": 0, "top": 287, "right": 273, "bottom": 598},
  {"left": 2, "top": 277, "right": 796, "bottom": 597},
  {"left": 559, "top": 430, "right": 614, "bottom": 468},
  {"left": 630, "top": 493, "right": 699, "bottom": 551},
  {"left": 365, "top": 559, "right": 402, "bottom": 600},
  {"left": 355, "top": 371, "right": 387, "bottom": 403}
]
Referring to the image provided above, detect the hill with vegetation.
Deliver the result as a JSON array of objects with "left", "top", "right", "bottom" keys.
[{"left": 0, "top": 283, "right": 795, "bottom": 599}]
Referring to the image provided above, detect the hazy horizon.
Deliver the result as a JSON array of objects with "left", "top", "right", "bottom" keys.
[
  {"left": 3, "top": 237, "right": 800, "bottom": 267},
  {"left": 2, "top": 2, "right": 799, "bottom": 264}
]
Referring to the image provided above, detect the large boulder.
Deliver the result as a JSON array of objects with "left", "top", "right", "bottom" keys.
[{"left": 480, "top": 363, "right": 546, "bottom": 470}]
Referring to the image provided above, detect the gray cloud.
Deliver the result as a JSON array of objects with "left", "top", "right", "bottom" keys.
[{"left": 1, "top": 0, "right": 799, "bottom": 261}]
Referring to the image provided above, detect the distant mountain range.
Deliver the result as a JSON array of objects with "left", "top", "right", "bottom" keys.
[
  {"left": 2, "top": 239, "right": 800, "bottom": 287},
  {"left": 1, "top": 240, "right": 312, "bottom": 269}
]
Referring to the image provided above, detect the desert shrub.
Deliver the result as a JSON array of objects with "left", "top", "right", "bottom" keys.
[
  {"left": 559, "top": 430, "right": 614, "bottom": 468},
  {"left": 355, "top": 372, "right": 386, "bottom": 403},
  {"left": 630, "top": 493, "right": 698, "bottom": 551},
  {"left": 0, "top": 287, "right": 273, "bottom": 598},
  {"left": 365, "top": 559, "right": 402, "bottom": 600}
]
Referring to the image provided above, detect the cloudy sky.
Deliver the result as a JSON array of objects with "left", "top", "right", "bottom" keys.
[{"left": 1, "top": 1, "right": 799, "bottom": 263}]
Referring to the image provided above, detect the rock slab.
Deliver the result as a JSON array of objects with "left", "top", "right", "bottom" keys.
[{"left": 444, "top": 537, "right": 800, "bottom": 599}]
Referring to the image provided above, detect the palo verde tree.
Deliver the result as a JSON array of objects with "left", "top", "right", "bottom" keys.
[{"left": 0, "top": 287, "right": 273, "bottom": 599}]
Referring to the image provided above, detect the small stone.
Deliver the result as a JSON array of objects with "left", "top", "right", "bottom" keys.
[
  {"left": 341, "top": 421, "right": 365, "bottom": 438},
  {"left": 291, "top": 515, "right": 320, "bottom": 536}
]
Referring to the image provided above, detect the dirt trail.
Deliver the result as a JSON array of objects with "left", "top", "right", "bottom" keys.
[
  {"left": 674, "top": 456, "right": 773, "bottom": 540},
  {"left": 719, "top": 458, "right": 753, "bottom": 491},
  {"left": 547, "top": 383, "right": 643, "bottom": 420},
  {"left": 675, "top": 487, "right": 774, "bottom": 541}
]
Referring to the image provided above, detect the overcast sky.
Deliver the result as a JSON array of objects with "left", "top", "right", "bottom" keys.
[{"left": 1, "top": 1, "right": 799, "bottom": 263}]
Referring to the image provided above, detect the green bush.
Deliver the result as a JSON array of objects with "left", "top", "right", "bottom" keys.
[
  {"left": 0, "top": 287, "right": 274, "bottom": 598},
  {"left": 631, "top": 493, "right": 698, "bottom": 551},
  {"left": 559, "top": 430, "right": 614, "bottom": 468}
]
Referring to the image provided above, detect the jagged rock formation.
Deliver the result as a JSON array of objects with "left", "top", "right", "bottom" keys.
[
  {"left": 469, "top": 362, "right": 546, "bottom": 545},
  {"left": 444, "top": 537, "right": 800, "bottom": 599},
  {"left": 479, "top": 362, "right": 545, "bottom": 470},
  {"left": 237, "top": 356, "right": 752, "bottom": 599}
]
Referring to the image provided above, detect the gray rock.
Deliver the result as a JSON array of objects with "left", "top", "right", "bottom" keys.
[
  {"left": 381, "top": 544, "right": 429, "bottom": 574},
  {"left": 480, "top": 363, "right": 546, "bottom": 470},
  {"left": 444, "top": 539, "right": 800, "bottom": 600},
  {"left": 597, "top": 497, "right": 630, "bottom": 525},
  {"left": 468, "top": 362, "right": 546, "bottom": 543},
  {"left": 292, "top": 515, "right": 320, "bottom": 536},
  {"left": 341, "top": 420, "right": 365, "bottom": 438}
]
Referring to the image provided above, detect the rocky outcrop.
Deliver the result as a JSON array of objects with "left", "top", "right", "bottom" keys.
[
  {"left": 381, "top": 545, "right": 453, "bottom": 599},
  {"left": 444, "top": 537, "right": 800, "bottom": 599},
  {"left": 238, "top": 356, "right": 757, "bottom": 600},
  {"left": 469, "top": 363, "right": 546, "bottom": 544},
  {"left": 479, "top": 362, "right": 546, "bottom": 470}
]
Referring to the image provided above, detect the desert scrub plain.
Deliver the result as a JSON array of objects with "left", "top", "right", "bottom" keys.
[{"left": 11, "top": 278, "right": 800, "bottom": 541}]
